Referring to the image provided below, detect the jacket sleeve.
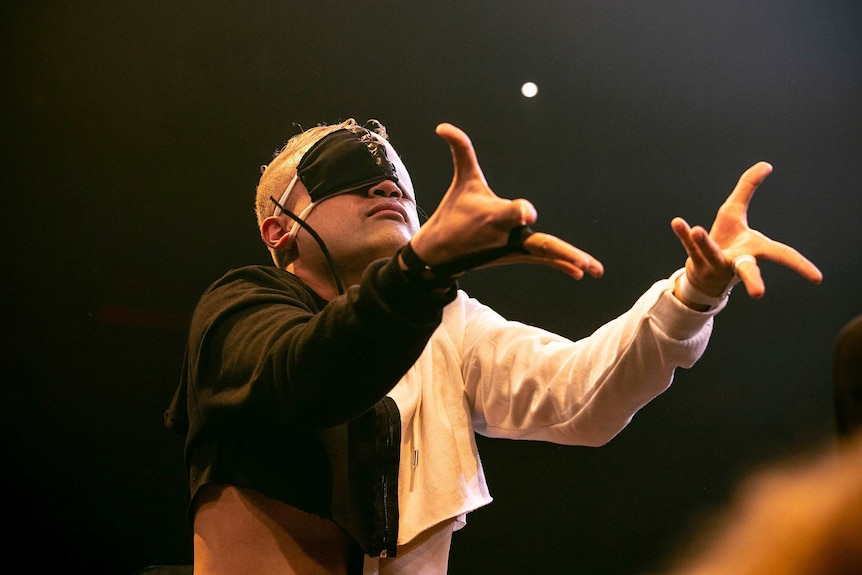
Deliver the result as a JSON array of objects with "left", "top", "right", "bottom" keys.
[
  {"left": 460, "top": 269, "right": 723, "bottom": 446},
  {"left": 183, "top": 260, "right": 456, "bottom": 431}
]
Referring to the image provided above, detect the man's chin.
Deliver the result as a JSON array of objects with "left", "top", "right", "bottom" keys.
[{"left": 370, "top": 232, "right": 414, "bottom": 259}]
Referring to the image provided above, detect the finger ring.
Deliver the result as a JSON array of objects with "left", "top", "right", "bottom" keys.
[{"left": 731, "top": 254, "right": 756, "bottom": 275}]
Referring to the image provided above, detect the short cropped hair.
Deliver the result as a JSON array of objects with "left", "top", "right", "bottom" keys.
[{"left": 254, "top": 118, "right": 390, "bottom": 267}]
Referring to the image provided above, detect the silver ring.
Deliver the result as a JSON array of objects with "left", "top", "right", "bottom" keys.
[{"left": 731, "top": 254, "right": 757, "bottom": 275}]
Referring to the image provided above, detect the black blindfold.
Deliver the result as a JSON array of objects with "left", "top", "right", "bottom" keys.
[{"left": 296, "top": 128, "right": 404, "bottom": 202}]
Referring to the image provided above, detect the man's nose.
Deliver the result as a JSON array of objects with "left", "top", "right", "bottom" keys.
[{"left": 368, "top": 180, "right": 403, "bottom": 199}]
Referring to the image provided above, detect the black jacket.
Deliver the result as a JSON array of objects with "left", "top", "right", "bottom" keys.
[{"left": 165, "top": 258, "right": 455, "bottom": 557}]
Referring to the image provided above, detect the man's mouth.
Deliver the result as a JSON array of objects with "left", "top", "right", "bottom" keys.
[{"left": 368, "top": 202, "right": 408, "bottom": 222}]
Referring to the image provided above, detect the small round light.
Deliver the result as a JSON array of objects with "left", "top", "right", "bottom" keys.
[{"left": 521, "top": 82, "right": 538, "bottom": 98}]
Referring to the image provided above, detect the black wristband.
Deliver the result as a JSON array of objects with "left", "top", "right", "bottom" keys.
[
  {"left": 398, "top": 243, "right": 459, "bottom": 288},
  {"left": 434, "top": 225, "right": 534, "bottom": 278},
  {"left": 399, "top": 225, "right": 535, "bottom": 287}
]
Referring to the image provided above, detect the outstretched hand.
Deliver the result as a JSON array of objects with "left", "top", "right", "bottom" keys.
[
  {"left": 671, "top": 162, "right": 822, "bottom": 300},
  {"left": 409, "top": 123, "right": 604, "bottom": 280}
]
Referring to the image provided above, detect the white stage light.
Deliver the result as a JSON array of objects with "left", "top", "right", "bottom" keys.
[{"left": 521, "top": 82, "right": 538, "bottom": 98}]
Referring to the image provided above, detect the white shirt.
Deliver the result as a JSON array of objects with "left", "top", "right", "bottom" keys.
[{"left": 386, "top": 270, "right": 722, "bottom": 547}]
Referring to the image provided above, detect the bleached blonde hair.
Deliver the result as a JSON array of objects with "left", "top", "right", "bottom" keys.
[{"left": 254, "top": 119, "right": 390, "bottom": 267}]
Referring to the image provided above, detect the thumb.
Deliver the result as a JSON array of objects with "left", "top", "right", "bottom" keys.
[{"left": 436, "top": 122, "right": 487, "bottom": 186}]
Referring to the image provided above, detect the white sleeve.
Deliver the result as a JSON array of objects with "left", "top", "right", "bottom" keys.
[{"left": 460, "top": 269, "right": 723, "bottom": 446}]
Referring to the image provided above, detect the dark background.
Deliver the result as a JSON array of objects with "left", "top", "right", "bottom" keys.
[{"left": 2, "top": 2, "right": 860, "bottom": 573}]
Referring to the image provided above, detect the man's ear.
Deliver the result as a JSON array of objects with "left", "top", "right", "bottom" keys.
[{"left": 261, "top": 216, "right": 293, "bottom": 250}]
